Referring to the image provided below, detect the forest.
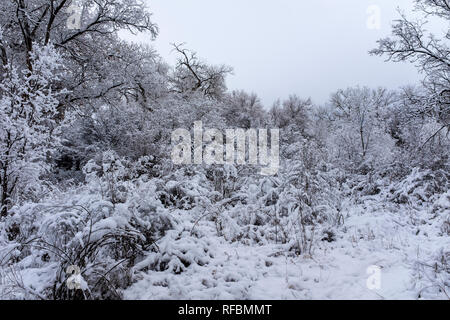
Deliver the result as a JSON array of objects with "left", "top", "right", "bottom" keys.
[{"left": 0, "top": 0, "right": 448, "bottom": 300}]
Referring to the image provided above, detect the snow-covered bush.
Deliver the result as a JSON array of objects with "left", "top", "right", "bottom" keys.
[
  {"left": 414, "top": 248, "right": 450, "bottom": 300},
  {"left": 433, "top": 191, "right": 450, "bottom": 237},
  {"left": 133, "top": 227, "right": 214, "bottom": 275},
  {"left": 387, "top": 168, "right": 450, "bottom": 206},
  {"left": 0, "top": 155, "right": 173, "bottom": 299},
  {"left": 213, "top": 141, "right": 344, "bottom": 256}
]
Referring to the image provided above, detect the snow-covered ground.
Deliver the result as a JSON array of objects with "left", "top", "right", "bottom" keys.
[
  {"left": 124, "top": 191, "right": 450, "bottom": 300},
  {"left": 1, "top": 171, "right": 448, "bottom": 300}
]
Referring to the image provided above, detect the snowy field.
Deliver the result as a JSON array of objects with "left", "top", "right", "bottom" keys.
[{"left": 124, "top": 190, "right": 450, "bottom": 300}]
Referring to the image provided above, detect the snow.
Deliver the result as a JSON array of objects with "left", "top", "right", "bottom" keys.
[
  {"left": 124, "top": 192, "right": 450, "bottom": 300},
  {"left": 0, "top": 150, "right": 447, "bottom": 300},
  {"left": 0, "top": 0, "right": 448, "bottom": 302}
]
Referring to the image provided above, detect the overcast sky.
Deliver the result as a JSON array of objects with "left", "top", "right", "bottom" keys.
[{"left": 127, "top": 0, "right": 424, "bottom": 107}]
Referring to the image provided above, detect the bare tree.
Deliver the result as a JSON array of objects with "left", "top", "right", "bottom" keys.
[{"left": 170, "top": 43, "right": 233, "bottom": 100}]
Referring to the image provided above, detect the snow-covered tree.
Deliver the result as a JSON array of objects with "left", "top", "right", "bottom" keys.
[
  {"left": 329, "top": 86, "right": 396, "bottom": 172},
  {"left": 371, "top": 0, "right": 450, "bottom": 146},
  {"left": 222, "top": 90, "right": 266, "bottom": 129},
  {"left": 0, "top": 44, "right": 66, "bottom": 216}
]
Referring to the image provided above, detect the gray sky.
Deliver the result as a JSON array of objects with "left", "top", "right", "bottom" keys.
[{"left": 128, "top": 0, "right": 424, "bottom": 107}]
